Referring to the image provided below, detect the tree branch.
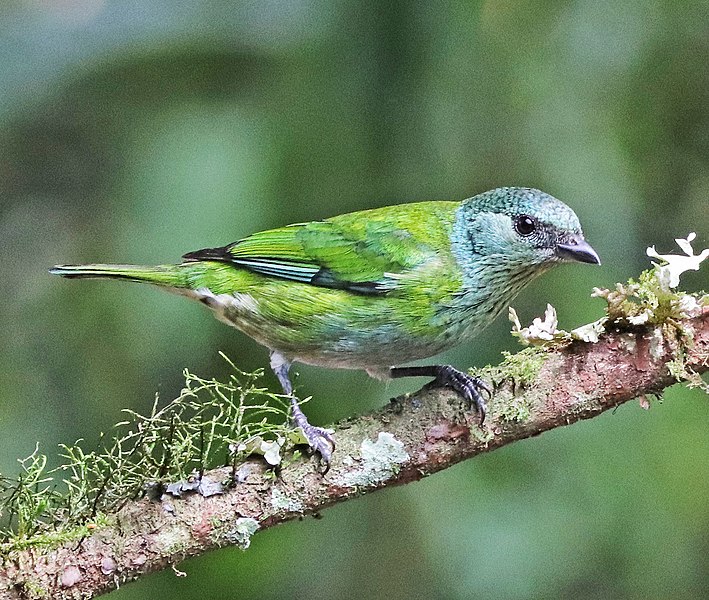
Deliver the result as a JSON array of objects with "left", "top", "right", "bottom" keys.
[{"left": 2, "top": 308, "right": 708, "bottom": 599}]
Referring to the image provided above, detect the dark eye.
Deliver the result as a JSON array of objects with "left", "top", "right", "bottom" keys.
[{"left": 514, "top": 215, "right": 536, "bottom": 236}]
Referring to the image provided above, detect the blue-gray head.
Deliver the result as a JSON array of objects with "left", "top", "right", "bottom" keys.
[{"left": 454, "top": 187, "right": 600, "bottom": 273}]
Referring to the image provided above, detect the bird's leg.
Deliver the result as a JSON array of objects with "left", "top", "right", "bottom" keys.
[
  {"left": 389, "top": 365, "right": 490, "bottom": 425},
  {"left": 269, "top": 351, "right": 335, "bottom": 467}
]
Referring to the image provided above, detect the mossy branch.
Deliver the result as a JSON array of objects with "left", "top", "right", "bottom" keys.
[{"left": 0, "top": 304, "right": 706, "bottom": 599}]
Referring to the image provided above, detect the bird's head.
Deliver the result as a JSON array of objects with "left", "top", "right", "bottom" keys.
[{"left": 454, "top": 187, "right": 600, "bottom": 272}]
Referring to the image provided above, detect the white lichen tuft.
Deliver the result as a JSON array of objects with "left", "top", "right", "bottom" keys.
[
  {"left": 234, "top": 436, "right": 286, "bottom": 466},
  {"left": 509, "top": 305, "right": 604, "bottom": 346},
  {"left": 646, "top": 232, "right": 709, "bottom": 290},
  {"left": 510, "top": 304, "right": 559, "bottom": 343},
  {"left": 626, "top": 309, "right": 653, "bottom": 325},
  {"left": 225, "top": 517, "right": 259, "bottom": 550},
  {"left": 334, "top": 432, "right": 409, "bottom": 488},
  {"left": 569, "top": 319, "right": 606, "bottom": 343},
  {"left": 509, "top": 304, "right": 565, "bottom": 345}
]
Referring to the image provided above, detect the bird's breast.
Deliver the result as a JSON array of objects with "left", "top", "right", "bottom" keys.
[{"left": 435, "top": 262, "right": 545, "bottom": 342}]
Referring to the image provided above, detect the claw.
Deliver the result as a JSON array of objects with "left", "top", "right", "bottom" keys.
[
  {"left": 290, "top": 395, "right": 335, "bottom": 472},
  {"left": 298, "top": 423, "right": 335, "bottom": 473},
  {"left": 476, "top": 378, "right": 493, "bottom": 399},
  {"left": 390, "top": 364, "right": 489, "bottom": 426},
  {"left": 435, "top": 367, "right": 488, "bottom": 425}
]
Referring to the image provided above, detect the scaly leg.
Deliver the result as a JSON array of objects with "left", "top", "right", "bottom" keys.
[
  {"left": 270, "top": 351, "right": 335, "bottom": 467},
  {"left": 390, "top": 365, "right": 490, "bottom": 425}
]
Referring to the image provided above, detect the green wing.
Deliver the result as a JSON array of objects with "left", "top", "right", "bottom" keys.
[{"left": 182, "top": 202, "right": 457, "bottom": 295}]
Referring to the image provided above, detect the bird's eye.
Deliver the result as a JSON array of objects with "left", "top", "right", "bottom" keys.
[{"left": 514, "top": 215, "right": 536, "bottom": 236}]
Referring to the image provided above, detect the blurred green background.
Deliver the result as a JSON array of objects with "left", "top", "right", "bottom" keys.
[{"left": 1, "top": 1, "right": 708, "bottom": 598}]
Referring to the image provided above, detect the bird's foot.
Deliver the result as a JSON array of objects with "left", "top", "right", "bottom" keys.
[
  {"left": 390, "top": 364, "right": 490, "bottom": 426},
  {"left": 297, "top": 423, "right": 336, "bottom": 471},
  {"left": 270, "top": 352, "right": 335, "bottom": 471},
  {"left": 431, "top": 366, "right": 490, "bottom": 425},
  {"left": 290, "top": 398, "right": 335, "bottom": 472}
]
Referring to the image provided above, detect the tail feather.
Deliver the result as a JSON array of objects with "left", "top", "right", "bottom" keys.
[{"left": 49, "top": 264, "right": 187, "bottom": 288}]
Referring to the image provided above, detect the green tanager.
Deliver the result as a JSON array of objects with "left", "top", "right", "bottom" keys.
[{"left": 51, "top": 187, "right": 600, "bottom": 465}]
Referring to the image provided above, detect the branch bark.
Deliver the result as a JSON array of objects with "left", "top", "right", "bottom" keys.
[{"left": 2, "top": 309, "right": 708, "bottom": 599}]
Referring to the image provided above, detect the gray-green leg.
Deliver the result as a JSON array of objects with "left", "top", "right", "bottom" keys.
[
  {"left": 270, "top": 351, "right": 335, "bottom": 467},
  {"left": 390, "top": 365, "right": 490, "bottom": 425}
]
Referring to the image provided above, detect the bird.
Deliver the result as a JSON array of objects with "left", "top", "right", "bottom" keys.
[{"left": 51, "top": 187, "right": 600, "bottom": 466}]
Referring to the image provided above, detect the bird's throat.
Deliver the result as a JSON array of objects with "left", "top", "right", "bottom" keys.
[{"left": 444, "top": 260, "right": 549, "bottom": 341}]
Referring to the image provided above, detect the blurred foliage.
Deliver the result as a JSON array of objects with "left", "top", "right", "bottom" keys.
[{"left": 0, "top": 1, "right": 706, "bottom": 599}]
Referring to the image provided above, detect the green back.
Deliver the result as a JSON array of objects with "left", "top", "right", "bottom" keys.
[{"left": 191, "top": 201, "right": 459, "bottom": 294}]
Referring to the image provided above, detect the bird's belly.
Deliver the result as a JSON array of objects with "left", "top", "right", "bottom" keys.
[
  {"left": 290, "top": 330, "right": 458, "bottom": 371},
  {"left": 187, "top": 286, "right": 472, "bottom": 370},
  {"left": 257, "top": 317, "right": 460, "bottom": 371}
]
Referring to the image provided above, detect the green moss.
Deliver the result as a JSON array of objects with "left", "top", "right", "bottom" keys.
[
  {"left": 663, "top": 323, "right": 708, "bottom": 392},
  {"left": 475, "top": 346, "right": 549, "bottom": 390},
  {"left": 0, "top": 355, "right": 290, "bottom": 557},
  {"left": 500, "top": 347, "right": 550, "bottom": 385},
  {"left": 17, "top": 579, "right": 49, "bottom": 599},
  {"left": 0, "top": 516, "right": 110, "bottom": 554},
  {"left": 666, "top": 350, "right": 687, "bottom": 381},
  {"left": 496, "top": 395, "right": 534, "bottom": 424}
]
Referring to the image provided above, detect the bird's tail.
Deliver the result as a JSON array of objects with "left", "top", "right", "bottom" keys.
[{"left": 49, "top": 263, "right": 189, "bottom": 288}]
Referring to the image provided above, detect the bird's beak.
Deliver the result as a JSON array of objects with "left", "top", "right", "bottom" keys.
[{"left": 556, "top": 237, "right": 601, "bottom": 265}]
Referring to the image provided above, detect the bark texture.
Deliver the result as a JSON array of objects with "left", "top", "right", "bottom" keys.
[{"left": 1, "top": 308, "right": 707, "bottom": 599}]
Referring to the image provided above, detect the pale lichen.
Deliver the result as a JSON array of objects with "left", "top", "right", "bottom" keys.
[
  {"left": 648, "top": 327, "right": 665, "bottom": 362},
  {"left": 569, "top": 319, "right": 606, "bottom": 343},
  {"left": 224, "top": 517, "right": 259, "bottom": 550},
  {"left": 510, "top": 232, "right": 707, "bottom": 352},
  {"left": 509, "top": 304, "right": 604, "bottom": 346},
  {"left": 619, "top": 333, "right": 637, "bottom": 354},
  {"left": 154, "top": 526, "right": 192, "bottom": 557},
  {"left": 334, "top": 432, "right": 409, "bottom": 488},
  {"left": 270, "top": 488, "right": 304, "bottom": 513},
  {"left": 235, "top": 436, "right": 286, "bottom": 466}
]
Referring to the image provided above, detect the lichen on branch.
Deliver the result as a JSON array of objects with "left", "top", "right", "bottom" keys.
[{"left": 510, "top": 232, "right": 708, "bottom": 346}]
